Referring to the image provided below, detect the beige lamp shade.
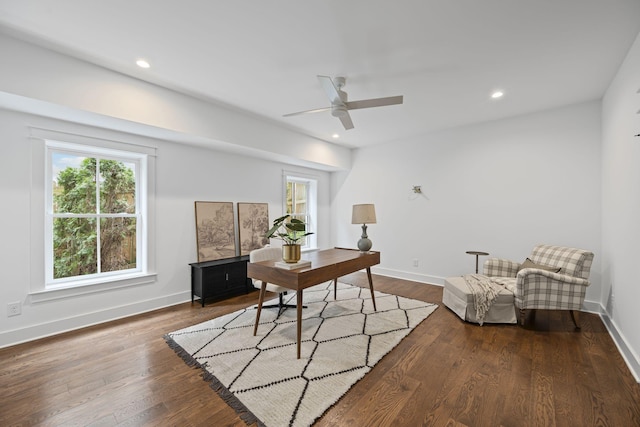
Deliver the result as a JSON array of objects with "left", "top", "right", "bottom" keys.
[{"left": 352, "top": 204, "right": 376, "bottom": 224}]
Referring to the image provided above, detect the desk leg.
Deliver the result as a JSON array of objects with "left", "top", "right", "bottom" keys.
[
  {"left": 253, "top": 281, "right": 267, "bottom": 336},
  {"left": 366, "top": 267, "right": 377, "bottom": 311},
  {"left": 333, "top": 278, "right": 338, "bottom": 300},
  {"left": 297, "top": 291, "right": 303, "bottom": 359}
]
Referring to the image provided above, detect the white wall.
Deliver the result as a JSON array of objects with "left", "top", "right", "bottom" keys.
[
  {"left": 0, "top": 108, "right": 332, "bottom": 347},
  {"left": 332, "top": 101, "right": 602, "bottom": 302},
  {"left": 601, "top": 31, "right": 640, "bottom": 380}
]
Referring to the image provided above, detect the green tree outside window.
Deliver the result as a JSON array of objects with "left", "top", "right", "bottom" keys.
[{"left": 53, "top": 156, "right": 137, "bottom": 279}]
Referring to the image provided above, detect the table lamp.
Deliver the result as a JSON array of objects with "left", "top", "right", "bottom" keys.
[{"left": 351, "top": 204, "right": 376, "bottom": 252}]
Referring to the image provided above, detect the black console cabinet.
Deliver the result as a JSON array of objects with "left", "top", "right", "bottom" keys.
[{"left": 190, "top": 255, "right": 253, "bottom": 306}]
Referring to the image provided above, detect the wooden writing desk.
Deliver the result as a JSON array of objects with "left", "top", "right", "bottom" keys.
[{"left": 248, "top": 248, "right": 381, "bottom": 358}]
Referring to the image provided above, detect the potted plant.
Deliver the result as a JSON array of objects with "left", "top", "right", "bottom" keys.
[{"left": 264, "top": 214, "right": 314, "bottom": 263}]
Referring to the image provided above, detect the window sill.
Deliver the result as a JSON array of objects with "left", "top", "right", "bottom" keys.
[{"left": 29, "top": 272, "right": 157, "bottom": 303}]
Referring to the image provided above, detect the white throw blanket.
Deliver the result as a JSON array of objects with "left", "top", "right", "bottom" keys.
[{"left": 463, "top": 274, "right": 504, "bottom": 325}]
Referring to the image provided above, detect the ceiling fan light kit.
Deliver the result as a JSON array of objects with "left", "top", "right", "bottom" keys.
[
  {"left": 331, "top": 105, "right": 348, "bottom": 118},
  {"left": 284, "top": 75, "right": 403, "bottom": 130}
]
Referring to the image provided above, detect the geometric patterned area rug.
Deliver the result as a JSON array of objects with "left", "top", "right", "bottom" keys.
[{"left": 165, "top": 281, "right": 438, "bottom": 427}]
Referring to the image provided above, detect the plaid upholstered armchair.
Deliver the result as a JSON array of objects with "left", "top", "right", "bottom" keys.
[{"left": 483, "top": 244, "right": 594, "bottom": 327}]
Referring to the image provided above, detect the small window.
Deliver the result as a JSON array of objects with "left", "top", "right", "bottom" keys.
[
  {"left": 284, "top": 173, "right": 317, "bottom": 250},
  {"left": 45, "top": 140, "right": 147, "bottom": 288}
]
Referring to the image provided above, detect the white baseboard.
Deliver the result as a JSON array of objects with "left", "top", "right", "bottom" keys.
[
  {"left": 581, "top": 299, "right": 601, "bottom": 314},
  {"left": 597, "top": 307, "right": 640, "bottom": 383},
  {"left": 0, "top": 291, "right": 191, "bottom": 349},
  {"left": 557, "top": 300, "right": 639, "bottom": 382},
  {"left": 371, "top": 266, "right": 445, "bottom": 286}
]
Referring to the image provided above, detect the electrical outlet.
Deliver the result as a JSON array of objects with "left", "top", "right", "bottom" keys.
[
  {"left": 7, "top": 302, "right": 21, "bottom": 317},
  {"left": 412, "top": 258, "right": 419, "bottom": 267}
]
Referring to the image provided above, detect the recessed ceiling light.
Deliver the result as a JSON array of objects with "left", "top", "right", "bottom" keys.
[
  {"left": 332, "top": 133, "right": 340, "bottom": 139},
  {"left": 491, "top": 91, "right": 504, "bottom": 99},
  {"left": 136, "top": 59, "right": 150, "bottom": 69}
]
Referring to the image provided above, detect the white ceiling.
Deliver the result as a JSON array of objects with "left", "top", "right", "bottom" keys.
[{"left": 1, "top": 0, "right": 639, "bottom": 148}]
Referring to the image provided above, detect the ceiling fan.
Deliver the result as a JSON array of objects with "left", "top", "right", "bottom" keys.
[{"left": 283, "top": 75, "right": 403, "bottom": 130}]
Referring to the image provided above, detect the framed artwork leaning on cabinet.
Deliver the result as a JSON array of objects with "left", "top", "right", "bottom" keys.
[
  {"left": 238, "top": 202, "right": 269, "bottom": 256},
  {"left": 194, "top": 201, "right": 236, "bottom": 262}
]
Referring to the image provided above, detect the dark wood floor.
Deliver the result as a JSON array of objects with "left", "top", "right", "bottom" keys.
[{"left": 1, "top": 273, "right": 639, "bottom": 427}]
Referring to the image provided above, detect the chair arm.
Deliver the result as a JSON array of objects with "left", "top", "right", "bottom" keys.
[
  {"left": 483, "top": 258, "right": 520, "bottom": 278},
  {"left": 515, "top": 269, "right": 590, "bottom": 310}
]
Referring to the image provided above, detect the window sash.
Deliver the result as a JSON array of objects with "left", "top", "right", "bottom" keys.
[{"left": 45, "top": 141, "right": 146, "bottom": 287}]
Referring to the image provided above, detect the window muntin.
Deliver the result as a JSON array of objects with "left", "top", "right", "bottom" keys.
[{"left": 46, "top": 141, "right": 145, "bottom": 287}]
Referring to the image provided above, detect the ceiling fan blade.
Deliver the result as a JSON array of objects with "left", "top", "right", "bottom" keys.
[
  {"left": 285, "top": 75, "right": 399, "bottom": 130},
  {"left": 283, "top": 107, "right": 331, "bottom": 117},
  {"left": 345, "top": 95, "right": 403, "bottom": 110},
  {"left": 339, "top": 112, "right": 354, "bottom": 130},
  {"left": 317, "top": 75, "right": 343, "bottom": 105}
]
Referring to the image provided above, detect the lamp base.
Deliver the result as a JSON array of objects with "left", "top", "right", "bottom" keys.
[
  {"left": 357, "top": 237, "right": 372, "bottom": 252},
  {"left": 357, "top": 224, "right": 372, "bottom": 251}
]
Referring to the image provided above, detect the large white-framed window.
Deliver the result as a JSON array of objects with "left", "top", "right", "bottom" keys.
[
  {"left": 30, "top": 127, "right": 156, "bottom": 301},
  {"left": 45, "top": 140, "right": 147, "bottom": 288},
  {"left": 284, "top": 171, "right": 318, "bottom": 250}
]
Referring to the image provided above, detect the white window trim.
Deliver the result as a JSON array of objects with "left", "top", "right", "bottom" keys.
[
  {"left": 283, "top": 170, "right": 318, "bottom": 251},
  {"left": 29, "top": 127, "right": 157, "bottom": 302}
]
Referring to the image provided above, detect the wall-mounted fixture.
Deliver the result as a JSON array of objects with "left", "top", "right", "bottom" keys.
[{"left": 408, "top": 185, "right": 426, "bottom": 201}]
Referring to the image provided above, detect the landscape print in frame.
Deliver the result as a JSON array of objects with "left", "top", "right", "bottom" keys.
[
  {"left": 194, "top": 201, "right": 236, "bottom": 262},
  {"left": 238, "top": 202, "right": 269, "bottom": 256}
]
